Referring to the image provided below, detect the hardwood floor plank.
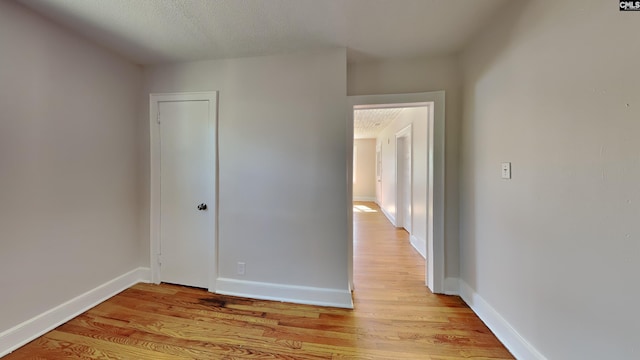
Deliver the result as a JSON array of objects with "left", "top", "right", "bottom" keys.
[
  {"left": 4, "top": 202, "right": 512, "bottom": 359},
  {"left": 56, "top": 321, "right": 328, "bottom": 360}
]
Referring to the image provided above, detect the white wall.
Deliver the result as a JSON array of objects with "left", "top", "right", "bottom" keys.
[
  {"left": 0, "top": 0, "right": 142, "bottom": 333},
  {"left": 348, "top": 56, "right": 461, "bottom": 278},
  {"left": 353, "top": 139, "right": 376, "bottom": 201},
  {"left": 142, "top": 50, "right": 350, "bottom": 303},
  {"left": 460, "top": 0, "right": 640, "bottom": 358},
  {"left": 376, "top": 108, "right": 429, "bottom": 256}
]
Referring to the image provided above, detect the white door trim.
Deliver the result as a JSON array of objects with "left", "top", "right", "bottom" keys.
[
  {"left": 347, "top": 91, "right": 445, "bottom": 294},
  {"left": 149, "top": 91, "right": 218, "bottom": 292},
  {"left": 395, "top": 124, "right": 412, "bottom": 233}
]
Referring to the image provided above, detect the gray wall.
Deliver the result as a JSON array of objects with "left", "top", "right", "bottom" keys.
[
  {"left": 460, "top": 0, "right": 640, "bottom": 358},
  {"left": 142, "top": 50, "right": 350, "bottom": 295},
  {"left": 0, "top": 1, "right": 142, "bottom": 332}
]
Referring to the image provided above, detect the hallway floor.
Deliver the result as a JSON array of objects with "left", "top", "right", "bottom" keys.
[
  {"left": 5, "top": 202, "right": 512, "bottom": 359},
  {"left": 350, "top": 201, "right": 512, "bottom": 359}
]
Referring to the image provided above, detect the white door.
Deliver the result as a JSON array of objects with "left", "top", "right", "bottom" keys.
[
  {"left": 396, "top": 125, "right": 412, "bottom": 233},
  {"left": 376, "top": 145, "right": 382, "bottom": 204},
  {"left": 396, "top": 137, "right": 405, "bottom": 227},
  {"left": 402, "top": 133, "right": 412, "bottom": 232},
  {"left": 158, "top": 98, "right": 216, "bottom": 289}
]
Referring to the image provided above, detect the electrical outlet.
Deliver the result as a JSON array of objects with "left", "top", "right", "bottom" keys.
[
  {"left": 237, "top": 262, "right": 246, "bottom": 275},
  {"left": 501, "top": 162, "right": 511, "bottom": 179}
]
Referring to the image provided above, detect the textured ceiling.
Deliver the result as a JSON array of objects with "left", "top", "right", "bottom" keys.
[
  {"left": 354, "top": 108, "right": 404, "bottom": 139},
  {"left": 18, "top": 0, "right": 509, "bottom": 65}
]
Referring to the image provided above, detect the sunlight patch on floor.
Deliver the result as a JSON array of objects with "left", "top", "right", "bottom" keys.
[{"left": 353, "top": 205, "right": 377, "bottom": 213}]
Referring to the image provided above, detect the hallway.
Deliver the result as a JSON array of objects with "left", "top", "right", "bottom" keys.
[
  {"left": 351, "top": 201, "right": 513, "bottom": 358},
  {"left": 5, "top": 203, "right": 512, "bottom": 359}
]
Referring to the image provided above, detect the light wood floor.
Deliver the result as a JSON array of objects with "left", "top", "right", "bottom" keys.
[{"left": 5, "top": 202, "right": 512, "bottom": 359}]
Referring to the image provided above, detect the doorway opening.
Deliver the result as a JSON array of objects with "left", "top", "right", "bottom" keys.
[{"left": 347, "top": 91, "right": 445, "bottom": 294}]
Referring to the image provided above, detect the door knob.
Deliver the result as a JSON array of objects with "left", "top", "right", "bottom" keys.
[{"left": 197, "top": 203, "right": 207, "bottom": 211}]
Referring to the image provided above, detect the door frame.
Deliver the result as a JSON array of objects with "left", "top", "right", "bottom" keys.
[
  {"left": 149, "top": 91, "right": 218, "bottom": 292},
  {"left": 347, "top": 91, "right": 445, "bottom": 294},
  {"left": 395, "top": 124, "right": 412, "bottom": 233}
]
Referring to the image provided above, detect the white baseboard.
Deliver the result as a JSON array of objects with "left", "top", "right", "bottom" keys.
[
  {"left": 380, "top": 207, "right": 396, "bottom": 226},
  {"left": 216, "top": 278, "right": 354, "bottom": 309},
  {"left": 444, "top": 277, "right": 459, "bottom": 295},
  {"left": 0, "top": 267, "right": 151, "bottom": 358},
  {"left": 458, "top": 280, "right": 548, "bottom": 360},
  {"left": 410, "top": 235, "right": 426, "bottom": 259},
  {"left": 353, "top": 196, "right": 376, "bottom": 202}
]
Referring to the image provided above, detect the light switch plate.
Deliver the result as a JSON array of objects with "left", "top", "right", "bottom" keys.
[{"left": 501, "top": 162, "right": 511, "bottom": 179}]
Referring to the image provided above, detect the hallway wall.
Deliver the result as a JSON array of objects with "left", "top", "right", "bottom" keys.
[{"left": 376, "top": 107, "right": 429, "bottom": 257}]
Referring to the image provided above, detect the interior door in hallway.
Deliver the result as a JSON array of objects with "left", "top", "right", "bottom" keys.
[
  {"left": 159, "top": 99, "right": 216, "bottom": 289},
  {"left": 396, "top": 127, "right": 412, "bottom": 233},
  {"left": 401, "top": 133, "right": 411, "bottom": 231}
]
